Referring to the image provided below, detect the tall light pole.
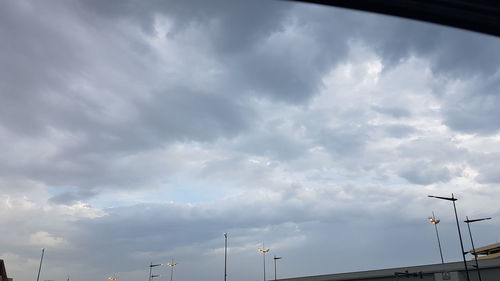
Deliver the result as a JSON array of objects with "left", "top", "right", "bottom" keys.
[
  {"left": 224, "top": 233, "right": 228, "bottom": 281},
  {"left": 36, "top": 248, "right": 45, "bottom": 281},
  {"left": 464, "top": 216, "right": 491, "bottom": 281},
  {"left": 428, "top": 212, "right": 445, "bottom": 264},
  {"left": 167, "top": 260, "right": 178, "bottom": 281},
  {"left": 258, "top": 245, "right": 270, "bottom": 281},
  {"left": 149, "top": 262, "right": 162, "bottom": 281},
  {"left": 273, "top": 256, "right": 282, "bottom": 281},
  {"left": 428, "top": 194, "right": 470, "bottom": 281}
]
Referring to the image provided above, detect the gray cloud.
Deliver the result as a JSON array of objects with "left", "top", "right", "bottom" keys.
[
  {"left": 443, "top": 76, "right": 500, "bottom": 134},
  {"left": 398, "top": 162, "right": 452, "bottom": 185}
]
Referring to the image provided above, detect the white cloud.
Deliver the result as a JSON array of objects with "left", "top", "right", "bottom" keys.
[{"left": 29, "top": 231, "right": 68, "bottom": 247}]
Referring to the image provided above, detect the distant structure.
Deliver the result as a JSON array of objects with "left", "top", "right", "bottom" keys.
[
  {"left": 0, "top": 259, "right": 13, "bottom": 281},
  {"left": 470, "top": 243, "right": 500, "bottom": 260},
  {"left": 278, "top": 243, "right": 500, "bottom": 281}
]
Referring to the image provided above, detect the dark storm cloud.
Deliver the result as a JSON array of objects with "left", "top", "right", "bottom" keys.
[
  {"left": 0, "top": 0, "right": 364, "bottom": 195},
  {"left": 357, "top": 12, "right": 500, "bottom": 77},
  {"left": 0, "top": 1, "right": 89, "bottom": 136},
  {"left": 398, "top": 161, "right": 452, "bottom": 185},
  {"left": 352, "top": 11, "right": 500, "bottom": 135},
  {"left": 317, "top": 126, "right": 369, "bottom": 158},
  {"left": 443, "top": 77, "right": 500, "bottom": 134},
  {"left": 394, "top": 138, "right": 467, "bottom": 184},
  {"left": 233, "top": 130, "right": 309, "bottom": 161}
]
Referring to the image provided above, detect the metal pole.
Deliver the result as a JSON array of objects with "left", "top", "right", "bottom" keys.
[
  {"left": 465, "top": 216, "right": 484, "bottom": 281},
  {"left": 451, "top": 194, "right": 470, "bottom": 281},
  {"left": 432, "top": 212, "right": 445, "bottom": 264},
  {"left": 263, "top": 250, "right": 266, "bottom": 281},
  {"left": 149, "top": 262, "right": 153, "bottom": 281},
  {"left": 274, "top": 256, "right": 277, "bottom": 281},
  {"left": 170, "top": 260, "right": 174, "bottom": 281},
  {"left": 273, "top": 256, "right": 282, "bottom": 281},
  {"left": 224, "top": 233, "right": 228, "bottom": 281},
  {"left": 36, "top": 248, "right": 45, "bottom": 281}
]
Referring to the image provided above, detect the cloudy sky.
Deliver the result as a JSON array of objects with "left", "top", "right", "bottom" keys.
[{"left": 2, "top": 1, "right": 500, "bottom": 281}]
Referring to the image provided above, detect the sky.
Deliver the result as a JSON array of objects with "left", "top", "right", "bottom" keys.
[{"left": 1, "top": 1, "right": 500, "bottom": 281}]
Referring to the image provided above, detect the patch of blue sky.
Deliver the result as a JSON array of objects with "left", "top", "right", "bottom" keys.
[
  {"left": 46, "top": 185, "right": 74, "bottom": 196},
  {"left": 89, "top": 178, "right": 238, "bottom": 209}
]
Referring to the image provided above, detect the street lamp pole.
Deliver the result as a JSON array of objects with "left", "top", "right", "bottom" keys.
[
  {"left": 464, "top": 216, "right": 492, "bottom": 281},
  {"left": 428, "top": 212, "right": 445, "bottom": 264},
  {"left": 224, "top": 233, "right": 228, "bottom": 281},
  {"left": 36, "top": 248, "right": 45, "bottom": 281},
  {"left": 273, "top": 256, "right": 282, "bottom": 281},
  {"left": 149, "top": 262, "right": 152, "bottom": 281},
  {"left": 149, "top": 262, "right": 162, "bottom": 281},
  {"left": 258, "top": 245, "right": 270, "bottom": 281},
  {"left": 428, "top": 194, "right": 470, "bottom": 281}
]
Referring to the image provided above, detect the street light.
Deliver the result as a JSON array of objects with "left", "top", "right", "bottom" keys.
[
  {"left": 427, "top": 212, "right": 445, "bottom": 264},
  {"left": 428, "top": 194, "right": 470, "bottom": 281},
  {"left": 273, "top": 256, "right": 282, "bottom": 281},
  {"left": 257, "top": 245, "right": 270, "bottom": 281},
  {"left": 224, "top": 233, "right": 228, "bottom": 281},
  {"left": 108, "top": 275, "right": 119, "bottom": 281},
  {"left": 464, "top": 216, "right": 492, "bottom": 281},
  {"left": 167, "top": 260, "right": 178, "bottom": 281},
  {"left": 149, "top": 262, "right": 162, "bottom": 281}
]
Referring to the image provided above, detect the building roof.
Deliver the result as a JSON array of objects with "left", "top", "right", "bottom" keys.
[
  {"left": 0, "top": 260, "right": 9, "bottom": 281},
  {"left": 278, "top": 259, "right": 500, "bottom": 281},
  {"left": 470, "top": 242, "right": 500, "bottom": 260}
]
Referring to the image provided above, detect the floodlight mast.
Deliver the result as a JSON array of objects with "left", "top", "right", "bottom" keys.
[
  {"left": 258, "top": 244, "right": 270, "bottom": 281},
  {"left": 428, "top": 194, "right": 470, "bottom": 281},
  {"left": 428, "top": 212, "right": 444, "bottom": 264},
  {"left": 167, "top": 260, "right": 178, "bottom": 281}
]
